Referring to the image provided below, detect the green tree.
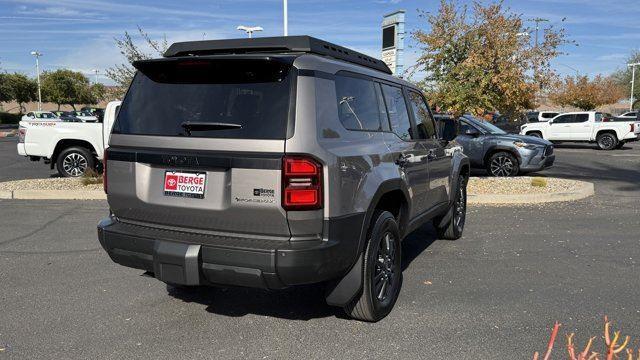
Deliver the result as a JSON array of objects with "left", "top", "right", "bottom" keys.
[
  {"left": 4, "top": 73, "right": 37, "bottom": 113},
  {"left": 41, "top": 69, "right": 96, "bottom": 110},
  {"left": 611, "top": 50, "right": 640, "bottom": 109},
  {"left": 411, "top": 0, "right": 568, "bottom": 117},
  {"left": 0, "top": 73, "right": 13, "bottom": 104},
  {"left": 549, "top": 74, "right": 625, "bottom": 111},
  {"left": 106, "top": 26, "right": 168, "bottom": 94}
]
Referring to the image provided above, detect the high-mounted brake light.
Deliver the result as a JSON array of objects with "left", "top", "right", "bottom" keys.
[
  {"left": 103, "top": 150, "right": 108, "bottom": 194},
  {"left": 282, "top": 156, "right": 322, "bottom": 210}
]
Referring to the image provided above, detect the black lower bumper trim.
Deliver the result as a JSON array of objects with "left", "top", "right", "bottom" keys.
[{"left": 97, "top": 214, "right": 364, "bottom": 290}]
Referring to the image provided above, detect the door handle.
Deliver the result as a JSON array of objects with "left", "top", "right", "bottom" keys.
[{"left": 395, "top": 153, "right": 411, "bottom": 167}]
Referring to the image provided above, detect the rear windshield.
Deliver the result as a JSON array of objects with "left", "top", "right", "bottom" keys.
[{"left": 113, "top": 58, "right": 293, "bottom": 139}]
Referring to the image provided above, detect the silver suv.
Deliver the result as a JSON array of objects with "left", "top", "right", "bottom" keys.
[{"left": 97, "top": 36, "right": 470, "bottom": 322}]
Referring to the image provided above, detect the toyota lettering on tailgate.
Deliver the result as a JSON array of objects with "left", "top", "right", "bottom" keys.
[{"left": 164, "top": 171, "right": 207, "bottom": 199}]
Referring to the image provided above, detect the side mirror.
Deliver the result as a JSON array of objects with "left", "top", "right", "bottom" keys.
[{"left": 464, "top": 127, "right": 480, "bottom": 137}]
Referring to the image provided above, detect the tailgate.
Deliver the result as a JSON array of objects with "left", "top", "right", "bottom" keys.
[
  {"left": 106, "top": 139, "right": 289, "bottom": 237},
  {"left": 105, "top": 56, "right": 295, "bottom": 238}
]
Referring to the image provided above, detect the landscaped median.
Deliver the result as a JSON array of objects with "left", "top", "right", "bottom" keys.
[
  {"left": 467, "top": 176, "right": 594, "bottom": 205},
  {"left": 0, "top": 177, "right": 105, "bottom": 200},
  {"left": 0, "top": 175, "right": 594, "bottom": 203}
]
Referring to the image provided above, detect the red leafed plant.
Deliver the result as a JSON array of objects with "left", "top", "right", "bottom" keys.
[{"left": 533, "top": 317, "right": 637, "bottom": 360}]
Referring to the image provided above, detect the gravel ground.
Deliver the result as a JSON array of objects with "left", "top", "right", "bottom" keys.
[
  {"left": 0, "top": 177, "right": 102, "bottom": 191},
  {"left": 468, "top": 176, "right": 582, "bottom": 195},
  {"left": 0, "top": 175, "right": 583, "bottom": 196}
]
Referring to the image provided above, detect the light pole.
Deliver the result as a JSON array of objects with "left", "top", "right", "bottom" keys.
[
  {"left": 30, "top": 51, "right": 42, "bottom": 111},
  {"left": 236, "top": 25, "right": 263, "bottom": 38},
  {"left": 528, "top": 17, "right": 549, "bottom": 48},
  {"left": 283, "top": 0, "right": 288, "bottom": 36},
  {"left": 92, "top": 69, "right": 100, "bottom": 84},
  {"left": 628, "top": 62, "right": 640, "bottom": 111}
]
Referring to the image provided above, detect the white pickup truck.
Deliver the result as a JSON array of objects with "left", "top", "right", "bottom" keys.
[
  {"left": 520, "top": 111, "right": 640, "bottom": 150},
  {"left": 17, "top": 101, "right": 121, "bottom": 177}
]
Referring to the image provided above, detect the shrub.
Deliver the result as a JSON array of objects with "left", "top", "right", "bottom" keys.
[
  {"left": 531, "top": 177, "right": 548, "bottom": 187},
  {"left": 80, "top": 169, "right": 103, "bottom": 186},
  {"left": 534, "top": 317, "right": 635, "bottom": 360},
  {"left": 0, "top": 112, "right": 21, "bottom": 124}
]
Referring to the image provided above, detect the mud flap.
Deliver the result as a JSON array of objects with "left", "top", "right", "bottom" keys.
[
  {"left": 325, "top": 254, "right": 363, "bottom": 307},
  {"left": 153, "top": 241, "right": 201, "bottom": 286}
]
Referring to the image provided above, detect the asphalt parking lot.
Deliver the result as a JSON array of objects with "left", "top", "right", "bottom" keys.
[{"left": 1, "top": 138, "right": 639, "bottom": 359}]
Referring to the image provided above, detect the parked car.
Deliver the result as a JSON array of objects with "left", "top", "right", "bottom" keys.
[
  {"left": 526, "top": 111, "right": 560, "bottom": 123},
  {"left": 617, "top": 111, "right": 637, "bottom": 120},
  {"left": 21, "top": 111, "right": 59, "bottom": 121},
  {"left": 96, "top": 36, "right": 470, "bottom": 322},
  {"left": 520, "top": 111, "right": 640, "bottom": 150},
  {"left": 58, "top": 111, "right": 83, "bottom": 122},
  {"left": 455, "top": 115, "right": 554, "bottom": 176},
  {"left": 17, "top": 101, "right": 121, "bottom": 177},
  {"left": 71, "top": 110, "right": 98, "bottom": 122}
]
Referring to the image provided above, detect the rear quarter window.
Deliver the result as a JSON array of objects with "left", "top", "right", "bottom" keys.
[{"left": 334, "top": 74, "right": 382, "bottom": 131}]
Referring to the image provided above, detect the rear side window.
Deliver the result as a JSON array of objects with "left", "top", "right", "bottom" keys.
[
  {"left": 407, "top": 91, "right": 436, "bottom": 139},
  {"left": 113, "top": 59, "right": 293, "bottom": 139},
  {"left": 381, "top": 84, "right": 413, "bottom": 140},
  {"left": 542, "top": 112, "right": 559, "bottom": 119},
  {"left": 575, "top": 114, "right": 589, "bottom": 122},
  {"left": 335, "top": 75, "right": 382, "bottom": 131},
  {"left": 553, "top": 114, "right": 572, "bottom": 124}
]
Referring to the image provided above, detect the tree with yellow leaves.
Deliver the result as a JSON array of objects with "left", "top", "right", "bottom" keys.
[
  {"left": 412, "top": 0, "right": 568, "bottom": 117},
  {"left": 549, "top": 75, "right": 626, "bottom": 111}
]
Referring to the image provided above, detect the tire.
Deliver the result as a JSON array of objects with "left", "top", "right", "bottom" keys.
[
  {"left": 487, "top": 151, "right": 519, "bottom": 177},
  {"left": 434, "top": 175, "right": 467, "bottom": 240},
  {"left": 596, "top": 133, "right": 618, "bottom": 150},
  {"left": 56, "top": 147, "right": 95, "bottom": 177},
  {"left": 527, "top": 132, "right": 542, "bottom": 139},
  {"left": 344, "top": 210, "right": 402, "bottom": 322}
]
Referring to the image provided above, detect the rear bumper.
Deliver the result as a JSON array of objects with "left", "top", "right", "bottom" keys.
[
  {"left": 97, "top": 214, "right": 363, "bottom": 290},
  {"left": 17, "top": 143, "right": 26, "bottom": 156}
]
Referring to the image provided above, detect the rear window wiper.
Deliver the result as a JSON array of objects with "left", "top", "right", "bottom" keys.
[{"left": 180, "top": 121, "right": 242, "bottom": 136}]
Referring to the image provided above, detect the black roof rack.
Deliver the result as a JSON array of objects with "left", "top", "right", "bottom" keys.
[{"left": 164, "top": 36, "right": 392, "bottom": 75}]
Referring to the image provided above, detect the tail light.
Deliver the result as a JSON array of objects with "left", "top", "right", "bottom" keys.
[
  {"left": 282, "top": 156, "right": 322, "bottom": 211},
  {"left": 18, "top": 127, "right": 26, "bottom": 143},
  {"left": 103, "top": 150, "right": 108, "bottom": 194},
  {"left": 631, "top": 123, "right": 635, "bottom": 132}
]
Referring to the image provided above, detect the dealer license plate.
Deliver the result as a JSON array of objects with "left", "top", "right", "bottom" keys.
[{"left": 163, "top": 171, "right": 206, "bottom": 199}]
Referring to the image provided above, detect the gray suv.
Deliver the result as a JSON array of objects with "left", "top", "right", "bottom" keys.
[
  {"left": 456, "top": 115, "right": 554, "bottom": 177},
  {"left": 97, "top": 36, "right": 470, "bottom": 322}
]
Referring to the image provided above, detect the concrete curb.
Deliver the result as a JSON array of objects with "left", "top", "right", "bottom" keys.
[
  {"left": 0, "top": 190, "right": 106, "bottom": 200},
  {"left": 468, "top": 180, "right": 594, "bottom": 205}
]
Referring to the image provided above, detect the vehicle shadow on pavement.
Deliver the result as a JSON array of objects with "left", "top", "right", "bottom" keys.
[{"left": 165, "top": 223, "right": 439, "bottom": 321}]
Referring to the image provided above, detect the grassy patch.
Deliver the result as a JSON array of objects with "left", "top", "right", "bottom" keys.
[
  {"left": 80, "top": 169, "right": 103, "bottom": 186},
  {"left": 531, "top": 177, "right": 548, "bottom": 187}
]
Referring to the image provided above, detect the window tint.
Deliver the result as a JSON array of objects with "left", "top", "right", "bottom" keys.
[
  {"left": 113, "top": 59, "right": 292, "bottom": 139},
  {"left": 553, "top": 114, "right": 572, "bottom": 124},
  {"left": 575, "top": 114, "right": 589, "bottom": 123},
  {"left": 542, "top": 112, "right": 559, "bottom": 119},
  {"left": 407, "top": 91, "right": 436, "bottom": 140},
  {"left": 335, "top": 75, "right": 381, "bottom": 131},
  {"left": 381, "top": 84, "right": 413, "bottom": 140}
]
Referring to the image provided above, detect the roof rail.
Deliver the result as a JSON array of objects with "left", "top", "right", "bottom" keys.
[{"left": 164, "top": 36, "right": 392, "bottom": 75}]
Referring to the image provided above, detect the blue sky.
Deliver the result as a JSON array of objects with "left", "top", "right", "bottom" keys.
[{"left": 0, "top": 0, "right": 638, "bottom": 85}]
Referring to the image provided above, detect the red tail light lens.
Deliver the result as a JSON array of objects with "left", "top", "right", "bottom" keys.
[
  {"left": 18, "top": 127, "right": 26, "bottom": 143},
  {"left": 282, "top": 156, "right": 322, "bottom": 210},
  {"left": 631, "top": 123, "right": 635, "bottom": 132},
  {"left": 103, "top": 150, "right": 108, "bottom": 194}
]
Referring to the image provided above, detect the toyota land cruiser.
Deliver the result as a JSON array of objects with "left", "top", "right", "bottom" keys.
[{"left": 97, "top": 36, "right": 470, "bottom": 322}]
